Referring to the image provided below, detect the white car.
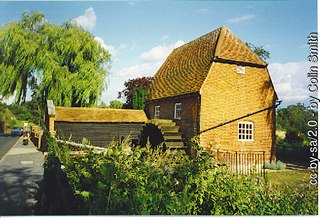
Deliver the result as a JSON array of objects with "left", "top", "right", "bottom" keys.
[{"left": 11, "top": 126, "right": 24, "bottom": 136}]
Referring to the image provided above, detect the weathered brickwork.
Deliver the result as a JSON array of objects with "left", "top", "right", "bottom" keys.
[
  {"left": 199, "top": 62, "right": 276, "bottom": 161},
  {"left": 145, "top": 94, "right": 200, "bottom": 141}
]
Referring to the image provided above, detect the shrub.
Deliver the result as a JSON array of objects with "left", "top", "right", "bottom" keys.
[
  {"left": 264, "top": 161, "right": 287, "bottom": 170},
  {"left": 44, "top": 136, "right": 317, "bottom": 215}
]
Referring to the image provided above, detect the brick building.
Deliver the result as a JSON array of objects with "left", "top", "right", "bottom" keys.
[{"left": 145, "top": 26, "right": 278, "bottom": 161}]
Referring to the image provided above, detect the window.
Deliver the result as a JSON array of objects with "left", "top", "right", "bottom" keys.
[
  {"left": 238, "top": 122, "right": 254, "bottom": 141},
  {"left": 154, "top": 106, "right": 160, "bottom": 119},
  {"left": 237, "top": 65, "right": 246, "bottom": 74},
  {"left": 174, "top": 103, "right": 182, "bottom": 119}
]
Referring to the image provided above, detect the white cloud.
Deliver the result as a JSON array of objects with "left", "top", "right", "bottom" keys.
[
  {"left": 139, "top": 40, "right": 185, "bottom": 62},
  {"left": 161, "top": 35, "right": 169, "bottom": 41},
  {"left": 94, "top": 37, "right": 127, "bottom": 59},
  {"left": 128, "top": 1, "right": 136, "bottom": 6},
  {"left": 117, "top": 62, "right": 162, "bottom": 78},
  {"left": 268, "top": 61, "right": 309, "bottom": 102},
  {"left": 119, "top": 44, "right": 127, "bottom": 50},
  {"left": 94, "top": 36, "right": 116, "bottom": 56},
  {"left": 226, "top": 14, "right": 255, "bottom": 24},
  {"left": 72, "top": 7, "right": 97, "bottom": 31},
  {"left": 197, "top": 8, "right": 208, "bottom": 14}
]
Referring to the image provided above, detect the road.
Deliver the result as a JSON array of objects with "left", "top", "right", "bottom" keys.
[
  {"left": 0, "top": 135, "right": 20, "bottom": 160},
  {"left": 0, "top": 135, "right": 44, "bottom": 215}
]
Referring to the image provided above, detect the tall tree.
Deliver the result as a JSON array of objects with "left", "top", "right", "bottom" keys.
[
  {"left": 0, "top": 11, "right": 111, "bottom": 107},
  {"left": 132, "top": 87, "right": 148, "bottom": 110},
  {"left": 118, "top": 76, "right": 152, "bottom": 109}
]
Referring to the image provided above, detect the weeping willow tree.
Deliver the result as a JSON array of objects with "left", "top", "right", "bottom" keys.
[{"left": 0, "top": 11, "right": 111, "bottom": 107}]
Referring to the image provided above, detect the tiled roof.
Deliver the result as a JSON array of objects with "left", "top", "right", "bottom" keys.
[
  {"left": 149, "top": 26, "right": 267, "bottom": 100},
  {"left": 214, "top": 27, "right": 267, "bottom": 66},
  {"left": 55, "top": 106, "right": 148, "bottom": 123}
]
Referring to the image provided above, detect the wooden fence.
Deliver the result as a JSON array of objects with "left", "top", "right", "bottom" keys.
[{"left": 213, "top": 149, "right": 266, "bottom": 177}]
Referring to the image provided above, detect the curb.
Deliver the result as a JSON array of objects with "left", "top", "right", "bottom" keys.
[{"left": 0, "top": 136, "right": 22, "bottom": 162}]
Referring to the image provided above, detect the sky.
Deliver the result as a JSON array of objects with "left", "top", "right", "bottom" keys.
[{"left": 0, "top": 0, "right": 318, "bottom": 107}]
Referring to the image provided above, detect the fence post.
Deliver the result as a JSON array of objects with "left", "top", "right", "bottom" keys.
[
  {"left": 217, "top": 149, "right": 219, "bottom": 162},
  {"left": 235, "top": 151, "right": 238, "bottom": 175},
  {"left": 263, "top": 151, "right": 266, "bottom": 178}
]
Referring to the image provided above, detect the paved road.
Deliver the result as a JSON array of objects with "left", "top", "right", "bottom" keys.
[
  {"left": 0, "top": 135, "right": 20, "bottom": 160},
  {"left": 0, "top": 137, "right": 44, "bottom": 215}
]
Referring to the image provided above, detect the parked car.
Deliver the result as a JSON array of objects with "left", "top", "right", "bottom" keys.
[{"left": 11, "top": 126, "right": 24, "bottom": 136}]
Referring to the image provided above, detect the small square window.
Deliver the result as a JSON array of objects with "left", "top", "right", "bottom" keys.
[{"left": 238, "top": 122, "right": 254, "bottom": 141}]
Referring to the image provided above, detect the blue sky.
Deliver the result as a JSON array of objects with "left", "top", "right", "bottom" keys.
[{"left": 0, "top": 0, "right": 317, "bottom": 107}]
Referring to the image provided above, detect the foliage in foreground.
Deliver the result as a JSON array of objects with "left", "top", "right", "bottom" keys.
[{"left": 45, "top": 137, "right": 318, "bottom": 215}]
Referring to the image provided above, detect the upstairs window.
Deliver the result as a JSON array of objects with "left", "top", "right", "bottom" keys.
[
  {"left": 174, "top": 103, "right": 182, "bottom": 120},
  {"left": 238, "top": 122, "right": 254, "bottom": 141},
  {"left": 154, "top": 106, "right": 160, "bottom": 119},
  {"left": 237, "top": 65, "right": 246, "bottom": 74}
]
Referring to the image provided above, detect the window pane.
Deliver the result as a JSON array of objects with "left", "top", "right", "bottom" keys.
[{"left": 238, "top": 122, "right": 254, "bottom": 141}]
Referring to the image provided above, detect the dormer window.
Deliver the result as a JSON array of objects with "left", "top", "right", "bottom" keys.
[{"left": 237, "top": 65, "right": 246, "bottom": 74}]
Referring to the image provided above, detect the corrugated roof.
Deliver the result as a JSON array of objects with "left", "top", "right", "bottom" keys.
[
  {"left": 55, "top": 106, "right": 148, "bottom": 123},
  {"left": 149, "top": 26, "right": 267, "bottom": 100}
]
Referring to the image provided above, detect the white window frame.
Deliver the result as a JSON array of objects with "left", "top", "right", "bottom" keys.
[
  {"left": 237, "top": 65, "right": 246, "bottom": 74},
  {"left": 238, "top": 122, "right": 254, "bottom": 141},
  {"left": 154, "top": 106, "right": 160, "bottom": 119},
  {"left": 174, "top": 103, "right": 182, "bottom": 120}
]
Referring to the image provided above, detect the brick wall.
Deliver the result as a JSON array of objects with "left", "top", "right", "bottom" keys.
[
  {"left": 145, "top": 94, "right": 200, "bottom": 141},
  {"left": 200, "top": 62, "right": 276, "bottom": 161}
]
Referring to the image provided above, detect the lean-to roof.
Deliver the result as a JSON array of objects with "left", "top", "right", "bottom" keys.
[{"left": 55, "top": 106, "right": 148, "bottom": 123}]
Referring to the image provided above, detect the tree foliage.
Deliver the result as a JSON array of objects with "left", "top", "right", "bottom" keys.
[
  {"left": 0, "top": 11, "right": 111, "bottom": 107},
  {"left": 132, "top": 87, "right": 148, "bottom": 109},
  {"left": 8, "top": 103, "right": 33, "bottom": 121},
  {"left": 109, "top": 100, "right": 124, "bottom": 109},
  {"left": 276, "top": 103, "right": 316, "bottom": 150},
  {"left": 246, "top": 42, "right": 270, "bottom": 61},
  {"left": 118, "top": 76, "right": 152, "bottom": 109}
]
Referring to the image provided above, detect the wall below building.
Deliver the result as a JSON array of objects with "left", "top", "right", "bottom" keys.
[{"left": 55, "top": 122, "right": 145, "bottom": 147}]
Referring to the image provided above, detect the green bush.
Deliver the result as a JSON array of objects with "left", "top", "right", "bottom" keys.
[
  {"left": 45, "top": 136, "right": 318, "bottom": 215},
  {"left": 264, "top": 161, "right": 287, "bottom": 170}
]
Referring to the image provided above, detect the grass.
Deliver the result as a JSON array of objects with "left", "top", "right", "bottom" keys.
[{"left": 266, "top": 169, "right": 311, "bottom": 187}]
